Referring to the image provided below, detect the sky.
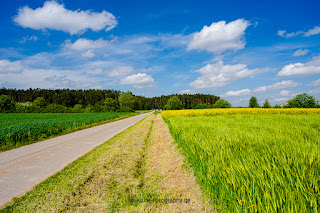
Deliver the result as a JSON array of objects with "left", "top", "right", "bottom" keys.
[{"left": 0, "top": 0, "right": 320, "bottom": 106}]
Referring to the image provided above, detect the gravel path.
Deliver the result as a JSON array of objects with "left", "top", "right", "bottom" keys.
[{"left": 0, "top": 112, "right": 152, "bottom": 206}]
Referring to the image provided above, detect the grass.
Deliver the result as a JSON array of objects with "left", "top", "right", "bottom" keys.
[
  {"left": 1, "top": 114, "right": 211, "bottom": 212},
  {"left": 0, "top": 112, "right": 135, "bottom": 152},
  {"left": 163, "top": 113, "right": 320, "bottom": 212}
]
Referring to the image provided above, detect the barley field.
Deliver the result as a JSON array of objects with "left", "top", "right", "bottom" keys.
[{"left": 162, "top": 109, "right": 320, "bottom": 212}]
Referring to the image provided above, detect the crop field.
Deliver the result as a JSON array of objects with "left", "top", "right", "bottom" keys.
[
  {"left": 162, "top": 109, "right": 320, "bottom": 212},
  {"left": 0, "top": 112, "right": 134, "bottom": 151}
]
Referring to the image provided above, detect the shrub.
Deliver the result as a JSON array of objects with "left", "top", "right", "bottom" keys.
[{"left": 0, "top": 95, "right": 15, "bottom": 113}]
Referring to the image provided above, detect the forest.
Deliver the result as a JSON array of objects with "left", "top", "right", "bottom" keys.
[{"left": 0, "top": 88, "right": 220, "bottom": 112}]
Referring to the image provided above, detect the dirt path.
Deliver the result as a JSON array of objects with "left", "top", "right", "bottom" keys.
[
  {"left": 1, "top": 113, "right": 213, "bottom": 212},
  {"left": 0, "top": 112, "right": 152, "bottom": 207}
]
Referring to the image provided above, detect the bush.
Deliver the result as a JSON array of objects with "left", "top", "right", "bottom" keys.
[
  {"left": 164, "top": 97, "right": 183, "bottom": 110},
  {"left": 193, "top": 104, "right": 210, "bottom": 109},
  {"left": 119, "top": 93, "right": 133, "bottom": 111},
  {"left": 15, "top": 102, "right": 35, "bottom": 113},
  {"left": 45, "top": 104, "right": 69, "bottom": 113},
  {"left": 213, "top": 99, "right": 232, "bottom": 108}
]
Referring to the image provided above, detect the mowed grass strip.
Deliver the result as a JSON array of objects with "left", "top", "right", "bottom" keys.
[
  {"left": 0, "top": 112, "right": 135, "bottom": 152},
  {"left": 163, "top": 114, "right": 320, "bottom": 212},
  {"left": 1, "top": 114, "right": 210, "bottom": 212}
]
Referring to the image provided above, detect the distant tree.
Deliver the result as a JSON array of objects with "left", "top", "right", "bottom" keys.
[
  {"left": 286, "top": 93, "right": 316, "bottom": 108},
  {"left": 119, "top": 92, "right": 134, "bottom": 111},
  {"left": 165, "top": 96, "right": 183, "bottom": 110},
  {"left": 71, "top": 104, "right": 84, "bottom": 113},
  {"left": 33, "top": 97, "right": 46, "bottom": 108},
  {"left": 263, "top": 99, "right": 271, "bottom": 108},
  {"left": 0, "top": 95, "right": 15, "bottom": 112},
  {"left": 213, "top": 99, "right": 232, "bottom": 108},
  {"left": 249, "top": 96, "right": 259, "bottom": 108},
  {"left": 274, "top": 104, "right": 281, "bottom": 108}
]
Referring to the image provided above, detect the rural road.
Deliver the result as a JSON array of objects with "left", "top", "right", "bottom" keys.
[{"left": 0, "top": 112, "right": 152, "bottom": 207}]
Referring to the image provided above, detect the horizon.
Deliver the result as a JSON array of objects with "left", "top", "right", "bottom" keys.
[{"left": 0, "top": 0, "right": 320, "bottom": 107}]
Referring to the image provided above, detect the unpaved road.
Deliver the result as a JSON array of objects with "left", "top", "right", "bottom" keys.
[{"left": 0, "top": 112, "right": 152, "bottom": 206}]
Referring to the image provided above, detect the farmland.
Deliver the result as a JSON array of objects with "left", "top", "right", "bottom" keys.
[
  {"left": 162, "top": 109, "right": 320, "bottom": 212},
  {"left": 0, "top": 112, "right": 135, "bottom": 151}
]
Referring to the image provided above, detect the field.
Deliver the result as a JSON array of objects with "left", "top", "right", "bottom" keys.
[
  {"left": 162, "top": 109, "right": 320, "bottom": 212},
  {"left": 0, "top": 112, "right": 134, "bottom": 151}
]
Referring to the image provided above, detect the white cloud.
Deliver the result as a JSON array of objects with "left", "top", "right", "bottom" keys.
[
  {"left": 65, "top": 38, "right": 108, "bottom": 50},
  {"left": 179, "top": 89, "right": 194, "bottom": 94},
  {"left": 189, "top": 61, "right": 269, "bottom": 89},
  {"left": 304, "top": 26, "right": 320, "bottom": 37},
  {"left": 108, "top": 66, "right": 135, "bottom": 77},
  {"left": 308, "top": 88, "right": 320, "bottom": 95},
  {"left": 14, "top": 1, "right": 117, "bottom": 35},
  {"left": 292, "top": 49, "right": 309, "bottom": 57},
  {"left": 0, "top": 60, "right": 24, "bottom": 73},
  {"left": 223, "top": 88, "right": 251, "bottom": 97},
  {"left": 19, "top": 35, "right": 38, "bottom": 43},
  {"left": 277, "top": 56, "right": 320, "bottom": 76},
  {"left": 81, "top": 50, "right": 95, "bottom": 58},
  {"left": 188, "top": 19, "right": 250, "bottom": 54},
  {"left": 86, "top": 68, "right": 102, "bottom": 75},
  {"left": 309, "top": 78, "right": 320, "bottom": 87},
  {"left": 253, "top": 80, "right": 301, "bottom": 93},
  {"left": 277, "top": 26, "right": 320, "bottom": 38},
  {"left": 120, "top": 73, "right": 154, "bottom": 88}
]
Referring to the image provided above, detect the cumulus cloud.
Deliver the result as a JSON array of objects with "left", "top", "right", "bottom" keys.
[
  {"left": 65, "top": 38, "right": 108, "bottom": 50},
  {"left": 81, "top": 50, "right": 95, "bottom": 58},
  {"left": 14, "top": 1, "right": 117, "bottom": 35},
  {"left": 277, "top": 56, "right": 320, "bottom": 76},
  {"left": 253, "top": 80, "right": 301, "bottom": 93},
  {"left": 120, "top": 73, "right": 154, "bottom": 88},
  {"left": 292, "top": 49, "right": 309, "bottom": 57},
  {"left": 277, "top": 26, "right": 320, "bottom": 38},
  {"left": 0, "top": 60, "right": 24, "bottom": 73},
  {"left": 189, "top": 61, "right": 269, "bottom": 89},
  {"left": 108, "top": 66, "right": 135, "bottom": 77},
  {"left": 223, "top": 88, "right": 251, "bottom": 97},
  {"left": 188, "top": 19, "right": 250, "bottom": 54},
  {"left": 179, "top": 89, "right": 194, "bottom": 94}
]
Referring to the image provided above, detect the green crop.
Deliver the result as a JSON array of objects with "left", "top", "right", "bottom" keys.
[
  {"left": 164, "top": 114, "right": 320, "bottom": 212},
  {"left": 0, "top": 112, "right": 133, "bottom": 151}
]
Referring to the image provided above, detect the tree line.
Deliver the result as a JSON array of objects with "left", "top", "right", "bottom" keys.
[{"left": 0, "top": 88, "right": 220, "bottom": 113}]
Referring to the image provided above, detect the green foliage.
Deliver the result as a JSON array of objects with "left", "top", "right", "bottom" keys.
[
  {"left": 119, "top": 92, "right": 134, "bottom": 111},
  {"left": 249, "top": 96, "right": 259, "bottom": 108},
  {"left": 0, "top": 112, "right": 133, "bottom": 151},
  {"left": 164, "top": 96, "right": 183, "bottom": 110},
  {"left": 274, "top": 104, "right": 281, "bottom": 108},
  {"left": 102, "top": 97, "right": 119, "bottom": 112},
  {"left": 71, "top": 104, "right": 84, "bottom": 113},
  {"left": 193, "top": 103, "right": 210, "bottom": 109},
  {"left": 33, "top": 97, "right": 47, "bottom": 108},
  {"left": 0, "top": 95, "right": 15, "bottom": 113},
  {"left": 213, "top": 99, "right": 232, "bottom": 108},
  {"left": 263, "top": 99, "right": 271, "bottom": 108},
  {"left": 286, "top": 93, "right": 316, "bottom": 108},
  {"left": 164, "top": 114, "right": 320, "bottom": 212},
  {"left": 45, "top": 104, "right": 69, "bottom": 113}
]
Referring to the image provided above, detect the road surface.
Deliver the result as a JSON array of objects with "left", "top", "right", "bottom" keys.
[{"left": 0, "top": 112, "right": 152, "bottom": 207}]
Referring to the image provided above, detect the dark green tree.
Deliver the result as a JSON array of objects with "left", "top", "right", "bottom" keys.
[
  {"left": 33, "top": 97, "right": 46, "bottom": 108},
  {"left": 263, "top": 99, "right": 271, "bottom": 108},
  {"left": 0, "top": 95, "right": 15, "bottom": 112},
  {"left": 213, "top": 99, "right": 232, "bottom": 108},
  {"left": 287, "top": 93, "right": 316, "bottom": 108},
  {"left": 164, "top": 96, "right": 183, "bottom": 110},
  {"left": 249, "top": 96, "right": 259, "bottom": 108}
]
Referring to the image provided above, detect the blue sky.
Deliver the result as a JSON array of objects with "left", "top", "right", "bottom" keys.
[{"left": 0, "top": 0, "right": 320, "bottom": 106}]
